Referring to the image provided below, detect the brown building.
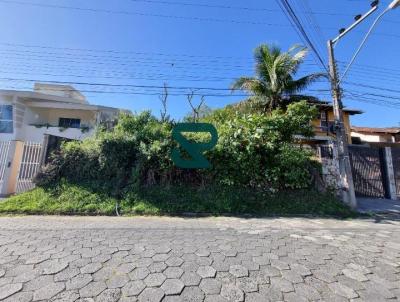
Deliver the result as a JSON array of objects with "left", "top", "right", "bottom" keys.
[{"left": 309, "top": 101, "right": 363, "bottom": 144}]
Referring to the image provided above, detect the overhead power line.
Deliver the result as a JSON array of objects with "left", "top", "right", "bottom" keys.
[
  {"left": 128, "top": 0, "right": 400, "bottom": 24},
  {"left": 276, "top": 0, "right": 329, "bottom": 74},
  {"left": 0, "top": 0, "right": 293, "bottom": 27},
  {"left": 0, "top": 77, "right": 331, "bottom": 94},
  {"left": 1, "top": 0, "right": 400, "bottom": 39}
]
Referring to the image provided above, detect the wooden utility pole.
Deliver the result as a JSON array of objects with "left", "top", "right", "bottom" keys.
[{"left": 327, "top": 39, "right": 357, "bottom": 209}]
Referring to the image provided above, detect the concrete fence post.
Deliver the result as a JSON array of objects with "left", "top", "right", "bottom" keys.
[{"left": 384, "top": 147, "right": 397, "bottom": 200}]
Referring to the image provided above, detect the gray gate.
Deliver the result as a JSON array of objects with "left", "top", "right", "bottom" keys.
[
  {"left": 348, "top": 145, "right": 387, "bottom": 198},
  {"left": 391, "top": 148, "right": 400, "bottom": 198},
  {"left": 0, "top": 141, "right": 11, "bottom": 193}
]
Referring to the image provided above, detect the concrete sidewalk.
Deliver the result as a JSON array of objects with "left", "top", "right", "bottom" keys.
[{"left": 357, "top": 197, "right": 400, "bottom": 214}]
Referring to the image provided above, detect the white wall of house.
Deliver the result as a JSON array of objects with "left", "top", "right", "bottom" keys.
[{"left": 352, "top": 131, "right": 395, "bottom": 143}]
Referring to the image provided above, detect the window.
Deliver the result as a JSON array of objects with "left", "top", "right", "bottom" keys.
[
  {"left": 320, "top": 111, "right": 334, "bottom": 133},
  {"left": 0, "top": 105, "right": 13, "bottom": 133},
  {"left": 58, "top": 118, "right": 81, "bottom": 128}
]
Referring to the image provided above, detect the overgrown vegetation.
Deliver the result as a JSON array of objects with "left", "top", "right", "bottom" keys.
[
  {"left": 0, "top": 43, "right": 353, "bottom": 217},
  {"left": 0, "top": 183, "right": 355, "bottom": 217}
]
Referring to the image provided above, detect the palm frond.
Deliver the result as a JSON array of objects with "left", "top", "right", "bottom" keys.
[{"left": 284, "top": 73, "right": 328, "bottom": 94}]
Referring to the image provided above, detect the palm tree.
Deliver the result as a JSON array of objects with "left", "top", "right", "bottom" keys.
[{"left": 231, "top": 44, "right": 326, "bottom": 112}]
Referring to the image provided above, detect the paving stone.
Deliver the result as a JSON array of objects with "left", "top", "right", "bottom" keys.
[
  {"left": 165, "top": 257, "right": 184, "bottom": 267},
  {"left": 229, "top": 265, "right": 249, "bottom": 278},
  {"left": 259, "top": 284, "right": 284, "bottom": 301},
  {"left": 79, "top": 281, "right": 107, "bottom": 298},
  {"left": 220, "top": 284, "right": 244, "bottom": 302},
  {"left": 294, "top": 283, "right": 321, "bottom": 300},
  {"left": 66, "top": 274, "right": 93, "bottom": 290},
  {"left": 161, "top": 278, "right": 185, "bottom": 295},
  {"left": 197, "top": 266, "right": 217, "bottom": 278},
  {"left": 312, "top": 269, "right": 338, "bottom": 283},
  {"left": 0, "top": 283, "right": 23, "bottom": 300},
  {"left": 129, "top": 267, "right": 150, "bottom": 281},
  {"left": 270, "top": 277, "right": 294, "bottom": 293},
  {"left": 336, "top": 275, "right": 365, "bottom": 291},
  {"left": 240, "top": 260, "right": 259, "bottom": 271},
  {"left": 95, "top": 288, "right": 121, "bottom": 302},
  {"left": 328, "top": 282, "right": 359, "bottom": 299},
  {"left": 284, "top": 291, "right": 308, "bottom": 302},
  {"left": 164, "top": 267, "right": 184, "bottom": 279},
  {"left": 123, "top": 280, "right": 146, "bottom": 296},
  {"left": 236, "top": 277, "right": 258, "bottom": 293},
  {"left": 180, "top": 286, "right": 205, "bottom": 302},
  {"left": 200, "top": 278, "right": 222, "bottom": 295},
  {"left": 204, "top": 295, "right": 228, "bottom": 302},
  {"left": 362, "top": 281, "right": 396, "bottom": 299},
  {"left": 1, "top": 216, "right": 400, "bottom": 302},
  {"left": 81, "top": 262, "right": 103, "bottom": 274},
  {"left": 138, "top": 288, "right": 165, "bottom": 302},
  {"left": 244, "top": 292, "right": 266, "bottom": 302},
  {"left": 24, "top": 275, "right": 54, "bottom": 291},
  {"left": 342, "top": 268, "right": 369, "bottom": 282},
  {"left": 32, "top": 282, "right": 65, "bottom": 301},
  {"left": 181, "top": 272, "right": 202, "bottom": 286},
  {"left": 42, "top": 260, "right": 69, "bottom": 275},
  {"left": 54, "top": 267, "right": 80, "bottom": 282},
  {"left": 162, "top": 296, "right": 182, "bottom": 302},
  {"left": 148, "top": 262, "right": 167, "bottom": 273},
  {"left": 281, "top": 269, "right": 304, "bottom": 284},
  {"left": 143, "top": 273, "right": 166, "bottom": 287},
  {"left": 270, "top": 259, "right": 290, "bottom": 270},
  {"left": 50, "top": 290, "right": 80, "bottom": 302},
  {"left": 2, "top": 291, "right": 33, "bottom": 302},
  {"left": 135, "top": 258, "right": 153, "bottom": 268},
  {"left": 106, "top": 274, "right": 130, "bottom": 288}
]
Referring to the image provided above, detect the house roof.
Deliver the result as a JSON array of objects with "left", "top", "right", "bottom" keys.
[
  {"left": 0, "top": 86, "right": 130, "bottom": 114},
  {"left": 351, "top": 126, "right": 400, "bottom": 134},
  {"left": 309, "top": 100, "right": 363, "bottom": 115}
]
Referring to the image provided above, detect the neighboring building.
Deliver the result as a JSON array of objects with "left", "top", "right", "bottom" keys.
[
  {"left": 351, "top": 126, "right": 400, "bottom": 144},
  {"left": 0, "top": 83, "right": 130, "bottom": 196},
  {"left": 0, "top": 83, "right": 129, "bottom": 143},
  {"left": 308, "top": 100, "right": 363, "bottom": 144}
]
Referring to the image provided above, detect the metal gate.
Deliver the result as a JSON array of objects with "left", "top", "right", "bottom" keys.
[
  {"left": 0, "top": 141, "right": 11, "bottom": 193},
  {"left": 391, "top": 148, "right": 400, "bottom": 198},
  {"left": 16, "top": 142, "right": 43, "bottom": 194},
  {"left": 349, "top": 145, "right": 387, "bottom": 198}
]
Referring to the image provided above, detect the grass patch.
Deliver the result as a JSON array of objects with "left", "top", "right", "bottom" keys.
[{"left": 0, "top": 182, "right": 357, "bottom": 218}]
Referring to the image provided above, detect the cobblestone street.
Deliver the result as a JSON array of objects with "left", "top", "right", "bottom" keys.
[{"left": 0, "top": 216, "right": 399, "bottom": 301}]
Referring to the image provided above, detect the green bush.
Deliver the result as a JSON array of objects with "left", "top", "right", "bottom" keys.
[{"left": 35, "top": 101, "right": 320, "bottom": 197}]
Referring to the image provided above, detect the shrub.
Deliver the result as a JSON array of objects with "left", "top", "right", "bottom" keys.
[{"left": 36, "top": 101, "right": 320, "bottom": 195}]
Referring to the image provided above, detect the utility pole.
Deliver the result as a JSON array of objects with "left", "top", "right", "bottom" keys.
[
  {"left": 327, "top": 40, "right": 356, "bottom": 209},
  {"left": 326, "top": 0, "right": 399, "bottom": 208}
]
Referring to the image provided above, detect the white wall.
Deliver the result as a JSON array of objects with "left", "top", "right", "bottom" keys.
[{"left": 352, "top": 131, "right": 394, "bottom": 143}]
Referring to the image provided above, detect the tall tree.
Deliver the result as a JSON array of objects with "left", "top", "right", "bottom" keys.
[{"left": 231, "top": 44, "right": 326, "bottom": 112}]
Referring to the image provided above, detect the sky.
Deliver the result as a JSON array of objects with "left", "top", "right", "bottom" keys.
[{"left": 0, "top": 0, "right": 399, "bottom": 127}]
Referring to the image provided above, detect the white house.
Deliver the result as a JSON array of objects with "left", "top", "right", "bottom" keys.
[
  {"left": 0, "top": 83, "right": 130, "bottom": 196},
  {"left": 351, "top": 126, "right": 400, "bottom": 144},
  {"left": 0, "top": 83, "right": 129, "bottom": 143}
]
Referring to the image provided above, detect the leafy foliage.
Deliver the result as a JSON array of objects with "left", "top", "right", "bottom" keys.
[
  {"left": 231, "top": 44, "right": 326, "bottom": 111},
  {"left": 36, "top": 101, "right": 319, "bottom": 195}
]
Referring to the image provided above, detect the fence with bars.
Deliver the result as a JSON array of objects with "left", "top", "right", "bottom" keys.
[{"left": 16, "top": 142, "right": 43, "bottom": 194}]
